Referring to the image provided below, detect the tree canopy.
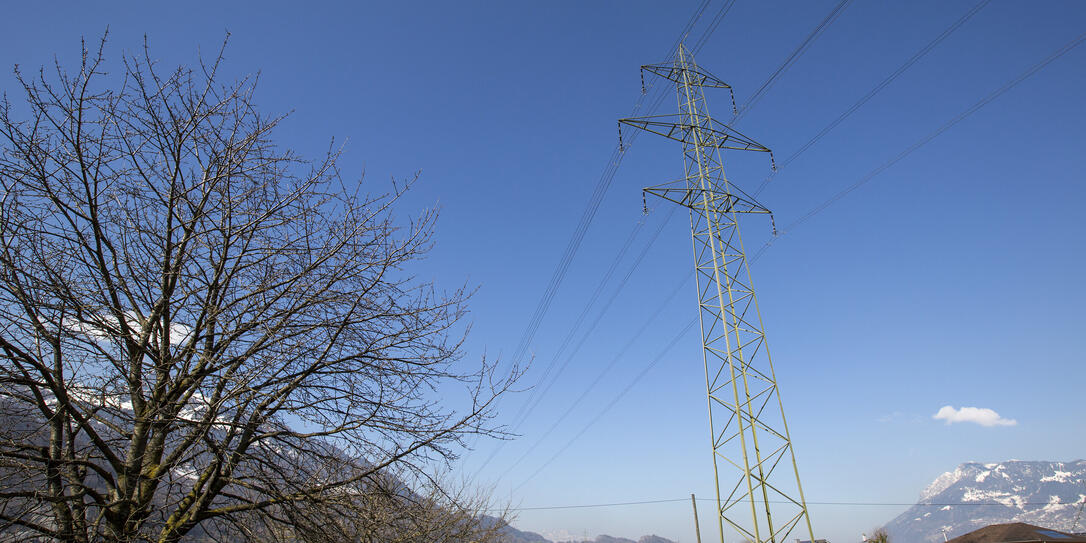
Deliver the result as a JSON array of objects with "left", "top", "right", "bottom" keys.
[{"left": 0, "top": 36, "right": 515, "bottom": 542}]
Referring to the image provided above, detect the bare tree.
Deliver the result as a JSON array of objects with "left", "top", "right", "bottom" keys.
[
  {"left": 868, "top": 528, "right": 890, "bottom": 543},
  {"left": 0, "top": 36, "right": 516, "bottom": 542},
  {"left": 216, "top": 470, "right": 510, "bottom": 543}
]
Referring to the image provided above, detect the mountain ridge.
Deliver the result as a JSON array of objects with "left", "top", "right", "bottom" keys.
[
  {"left": 494, "top": 523, "right": 677, "bottom": 543},
  {"left": 884, "top": 459, "right": 1086, "bottom": 543}
]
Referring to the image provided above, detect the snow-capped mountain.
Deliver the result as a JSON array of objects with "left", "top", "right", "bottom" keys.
[{"left": 884, "top": 460, "right": 1086, "bottom": 543}]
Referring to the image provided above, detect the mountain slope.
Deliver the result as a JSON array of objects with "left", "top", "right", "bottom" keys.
[
  {"left": 884, "top": 460, "right": 1086, "bottom": 543},
  {"left": 497, "top": 530, "right": 676, "bottom": 543},
  {"left": 488, "top": 518, "right": 550, "bottom": 543}
]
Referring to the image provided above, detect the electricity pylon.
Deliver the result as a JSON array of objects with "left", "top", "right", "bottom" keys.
[{"left": 619, "top": 44, "right": 815, "bottom": 543}]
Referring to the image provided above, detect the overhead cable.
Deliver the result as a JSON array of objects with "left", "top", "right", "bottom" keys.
[
  {"left": 497, "top": 250, "right": 688, "bottom": 483},
  {"left": 504, "top": 0, "right": 713, "bottom": 382},
  {"left": 505, "top": 0, "right": 856, "bottom": 488},
  {"left": 752, "top": 0, "right": 993, "bottom": 198},
  {"left": 512, "top": 317, "right": 698, "bottom": 492},
  {"left": 492, "top": 497, "right": 1085, "bottom": 513},
  {"left": 733, "top": 0, "right": 854, "bottom": 124},
  {"left": 692, "top": 0, "right": 740, "bottom": 54},
  {"left": 753, "top": 29, "right": 1086, "bottom": 262},
  {"left": 504, "top": 207, "right": 678, "bottom": 435},
  {"left": 471, "top": 0, "right": 722, "bottom": 481}
]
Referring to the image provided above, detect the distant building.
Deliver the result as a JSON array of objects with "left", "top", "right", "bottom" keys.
[{"left": 946, "top": 522, "right": 1086, "bottom": 543}]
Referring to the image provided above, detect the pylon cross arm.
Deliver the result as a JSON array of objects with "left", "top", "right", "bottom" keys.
[
  {"left": 643, "top": 186, "right": 770, "bottom": 214},
  {"left": 641, "top": 63, "right": 732, "bottom": 89},
  {"left": 618, "top": 114, "right": 773, "bottom": 155}
]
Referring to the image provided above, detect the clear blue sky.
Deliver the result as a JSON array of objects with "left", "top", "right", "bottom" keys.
[{"left": 3, "top": 2, "right": 1084, "bottom": 542}]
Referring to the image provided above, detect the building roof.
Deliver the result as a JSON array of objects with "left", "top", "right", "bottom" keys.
[{"left": 946, "top": 523, "right": 1086, "bottom": 543}]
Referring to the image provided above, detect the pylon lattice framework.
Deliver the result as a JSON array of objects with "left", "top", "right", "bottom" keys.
[{"left": 619, "top": 44, "right": 815, "bottom": 543}]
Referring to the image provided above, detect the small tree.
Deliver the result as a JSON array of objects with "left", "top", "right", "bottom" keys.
[
  {"left": 0, "top": 36, "right": 515, "bottom": 542},
  {"left": 869, "top": 528, "right": 890, "bottom": 543}
]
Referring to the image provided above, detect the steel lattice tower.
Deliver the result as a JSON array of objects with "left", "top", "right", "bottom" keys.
[{"left": 619, "top": 44, "right": 815, "bottom": 543}]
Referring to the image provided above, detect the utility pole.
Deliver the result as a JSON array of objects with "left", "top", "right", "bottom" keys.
[
  {"left": 692, "top": 493, "right": 703, "bottom": 543},
  {"left": 1070, "top": 480, "right": 1086, "bottom": 533},
  {"left": 619, "top": 44, "right": 814, "bottom": 543}
]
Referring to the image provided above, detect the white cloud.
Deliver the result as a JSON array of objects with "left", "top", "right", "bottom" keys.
[
  {"left": 877, "top": 411, "right": 902, "bottom": 423},
  {"left": 933, "top": 405, "right": 1017, "bottom": 427}
]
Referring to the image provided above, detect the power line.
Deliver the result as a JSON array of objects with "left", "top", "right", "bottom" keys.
[
  {"left": 489, "top": 0, "right": 749, "bottom": 454},
  {"left": 496, "top": 251, "right": 689, "bottom": 483},
  {"left": 505, "top": 219, "right": 647, "bottom": 430},
  {"left": 510, "top": 2, "right": 993, "bottom": 489},
  {"left": 507, "top": 206, "right": 771, "bottom": 486},
  {"left": 752, "top": 29, "right": 1086, "bottom": 262},
  {"left": 733, "top": 0, "right": 854, "bottom": 124},
  {"left": 499, "top": 498, "right": 689, "bottom": 512},
  {"left": 504, "top": 207, "right": 678, "bottom": 436},
  {"left": 492, "top": 496, "right": 1086, "bottom": 513},
  {"left": 501, "top": 1, "right": 854, "bottom": 491},
  {"left": 488, "top": 7, "right": 1081, "bottom": 526},
  {"left": 498, "top": 4, "right": 738, "bottom": 415},
  {"left": 499, "top": 18, "right": 1086, "bottom": 526},
  {"left": 670, "top": 0, "right": 713, "bottom": 56},
  {"left": 692, "top": 0, "right": 739, "bottom": 55},
  {"left": 475, "top": 216, "right": 649, "bottom": 474},
  {"left": 752, "top": 0, "right": 992, "bottom": 198},
  {"left": 512, "top": 317, "right": 698, "bottom": 493},
  {"left": 504, "top": 0, "right": 714, "bottom": 391},
  {"left": 506, "top": 145, "right": 620, "bottom": 370},
  {"left": 501, "top": 0, "right": 705, "bottom": 372},
  {"left": 471, "top": 0, "right": 725, "bottom": 481}
]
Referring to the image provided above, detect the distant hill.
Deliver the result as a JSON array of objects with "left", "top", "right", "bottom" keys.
[
  {"left": 883, "top": 460, "right": 1086, "bottom": 543},
  {"left": 586, "top": 536, "right": 675, "bottom": 543},
  {"left": 945, "top": 522, "right": 1086, "bottom": 543},
  {"left": 495, "top": 528, "right": 676, "bottom": 543},
  {"left": 487, "top": 517, "right": 549, "bottom": 543}
]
